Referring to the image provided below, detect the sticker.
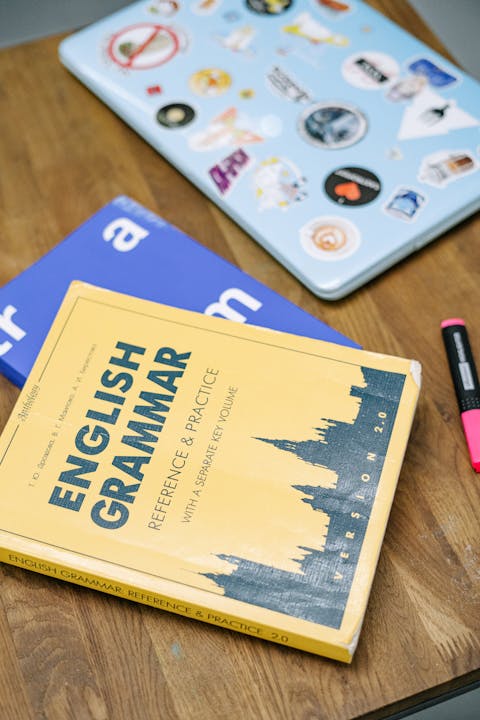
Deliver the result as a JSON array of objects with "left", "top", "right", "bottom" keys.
[
  {"left": 283, "top": 12, "right": 348, "bottom": 46},
  {"left": 189, "top": 108, "right": 264, "bottom": 150},
  {"left": 266, "top": 65, "right": 312, "bottom": 103},
  {"left": 324, "top": 167, "right": 381, "bottom": 206},
  {"left": 246, "top": 0, "right": 293, "bottom": 14},
  {"left": 408, "top": 58, "right": 457, "bottom": 89},
  {"left": 147, "top": 1, "right": 180, "bottom": 17},
  {"left": 316, "top": 0, "right": 353, "bottom": 17},
  {"left": 209, "top": 149, "right": 252, "bottom": 195},
  {"left": 418, "top": 150, "right": 477, "bottom": 187},
  {"left": 299, "top": 102, "right": 367, "bottom": 149},
  {"left": 387, "top": 147, "right": 403, "bottom": 161},
  {"left": 147, "top": 84, "right": 163, "bottom": 95},
  {"left": 388, "top": 57, "right": 458, "bottom": 102},
  {"left": 189, "top": 68, "right": 231, "bottom": 97},
  {"left": 384, "top": 187, "right": 425, "bottom": 221},
  {"left": 387, "top": 74, "right": 428, "bottom": 102},
  {"left": 223, "top": 10, "right": 242, "bottom": 22},
  {"left": 342, "top": 51, "right": 399, "bottom": 90},
  {"left": 192, "top": 0, "right": 222, "bottom": 14},
  {"left": 217, "top": 25, "right": 256, "bottom": 53},
  {"left": 300, "top": 216, "right": 360, "bottom": 260},
  {"left": 156, "top": 102, "right": 196, "bottom": 127},
  {"left": 398, "top": 88, "right": 478, "bottom": 140},
  {"left": 239, "top": 88, "right": 255, "bottom": 99},
  {"left": 107, "top": 23, "right": 183, "bottom": 69},
  {"left": 254, "top": 157, "right": 307, "bottom": 210}
]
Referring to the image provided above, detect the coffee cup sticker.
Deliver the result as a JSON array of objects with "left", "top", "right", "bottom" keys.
[
  {"left": 299, "top": 102, "right": 367, "bottom": 149},
  {"left": 325, "top": 167, "right": 381, "bottom": 206},
  {"left": 342, "top": 51, "right": 399, "bottom": 90},
  {"left": 300, "top": 216, "right": 360, "bottom": 260}
]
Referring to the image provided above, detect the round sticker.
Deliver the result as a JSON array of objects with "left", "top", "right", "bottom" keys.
[
  {"left": 299, "top": 102, "right": 367, "bottom": 149},
  {"left": 108, "top": 23, "right": 180, "bottom": 69},
  {"left": 246, "top": 0, "right": 293, "bottom": 15},
  {"left": 189, "top": 69, "right": 232, "bottom": 97},
  {"left": 156, "top": 102, "right": 195, "bottom": 128},
  {"left": 342, "top": 51, "right": 399, "bottom": 90},
  {"left": 324, "top": 167, "right": 381, "bottom": 206},
  {"left": 300, "top": 216, "right": 360, "bottom": 260}
]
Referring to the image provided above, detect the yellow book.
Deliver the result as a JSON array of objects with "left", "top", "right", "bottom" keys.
[{"left": 0, "top": 282, "right": 420, "bottom": 662}]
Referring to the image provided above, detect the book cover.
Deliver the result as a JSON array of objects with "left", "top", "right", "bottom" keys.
[
  {"left": 0, "top": 282, "right": 420, "bottom": 661},
  {"left": 0, "top": 195, "right": 356, "bottom": 389}
]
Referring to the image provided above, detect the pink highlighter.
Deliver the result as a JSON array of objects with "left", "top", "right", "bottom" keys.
[{"left": 441, "top": 318, "right": 480, "bottom": 472}]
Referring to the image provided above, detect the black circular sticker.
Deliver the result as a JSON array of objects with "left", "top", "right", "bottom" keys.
[
  {"left": 156, "top": 102, "right": 195, "bottom": 128},
  {"left": 324, "top": 167, "right": 381, "bottom": 206},
  {"left": 246, "top": 0, "right": 293, "bottom": 14},
  {"left": 299, "top": 102, "right": 367, "bottom": 149}
]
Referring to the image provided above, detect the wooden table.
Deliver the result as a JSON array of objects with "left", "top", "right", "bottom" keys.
[{"left": 1, "top": 2, "right": 479, "bottom": 718}]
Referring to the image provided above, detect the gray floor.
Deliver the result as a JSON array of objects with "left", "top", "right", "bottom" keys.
[
  {"left": 409, "top": 0, "right": 480, "bottom": 79},
  {"left": 0, "top": 2, "right": 478, "bottom": 718},
  {"left": 0, "top": 0, "right": 130, "bottom": 48},
  {"left": 393, "top": 685, "right": 479, "bottom": 720},
  {"left": 0, "top": 0, "right": 479, "bottom": 79}
]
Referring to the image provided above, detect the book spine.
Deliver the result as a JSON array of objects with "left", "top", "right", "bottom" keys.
[{"left": 0, "top": 546, "right": 352, "bottom": 663}]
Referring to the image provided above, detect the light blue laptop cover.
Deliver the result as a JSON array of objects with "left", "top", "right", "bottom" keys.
[{"left": 59, "top": 0, "right": 480, "bottom": 299}]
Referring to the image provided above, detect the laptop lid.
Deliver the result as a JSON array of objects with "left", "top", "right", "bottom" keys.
[{"left": 59, "top": 0, "right": 480, "bottom": 299}]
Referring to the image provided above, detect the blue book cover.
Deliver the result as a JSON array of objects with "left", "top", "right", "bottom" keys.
[{"left": 0, "top": 195, "right": 357, "bottom": 387}]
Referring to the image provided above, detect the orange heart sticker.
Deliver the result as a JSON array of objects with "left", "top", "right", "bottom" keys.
[{"left": 334, "top": 182, "right": 361, "bottom": 201}]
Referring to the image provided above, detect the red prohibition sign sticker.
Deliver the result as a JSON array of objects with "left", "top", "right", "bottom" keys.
[{"left": 107, "top": 23, "right": 180, "bottom": 69}]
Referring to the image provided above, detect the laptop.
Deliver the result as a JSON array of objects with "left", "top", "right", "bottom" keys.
[{"left": 59, "top": 0, "right": 480, "bottom": 300}]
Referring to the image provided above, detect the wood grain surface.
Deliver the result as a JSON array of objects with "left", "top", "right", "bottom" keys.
[{"left": 0, "top": 2, "right": 479, "bottom": 719}]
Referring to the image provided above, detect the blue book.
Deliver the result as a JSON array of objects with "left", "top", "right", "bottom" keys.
[{"left": 0, "top": 196, "right": 357, "bottom": 387}]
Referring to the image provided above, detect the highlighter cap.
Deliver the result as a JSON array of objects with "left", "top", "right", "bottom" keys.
[
  {"left": 461, "top": 410, "right": 480, "bottom": 472},
  {"left": 441, "top": 318, "right": 465, "bottom": 329}
]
